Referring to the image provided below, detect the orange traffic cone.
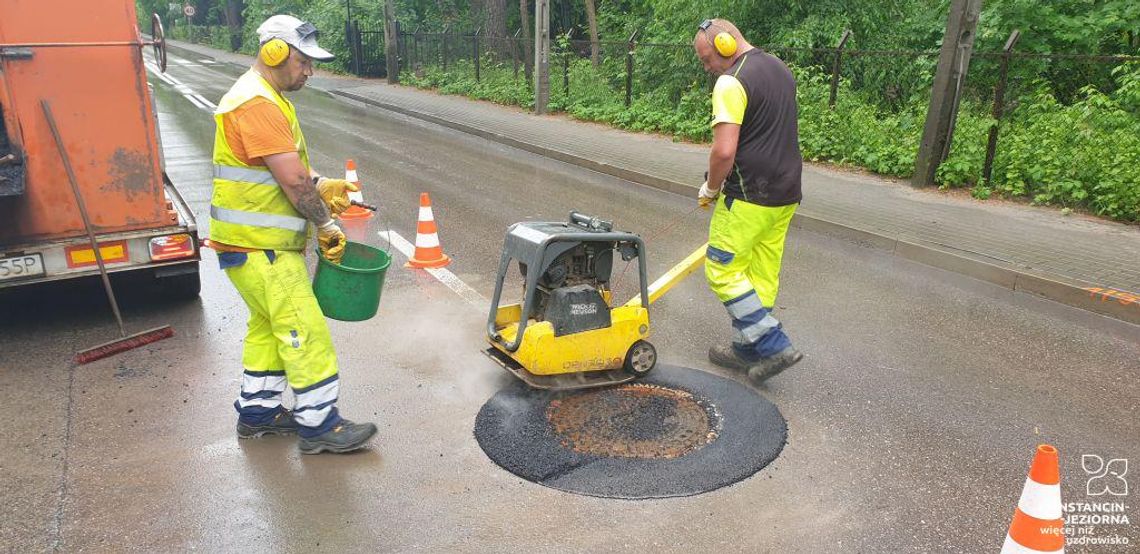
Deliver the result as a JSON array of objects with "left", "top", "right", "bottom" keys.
[
  {"left": 1001, "top": 444, "right": 1065, "bottom": 553},
  {"left": 338, "top": 159, "right": 372, "bottom": 220},
  {"left": 406, "top": 192, "right": 451, "bottom": 268}
]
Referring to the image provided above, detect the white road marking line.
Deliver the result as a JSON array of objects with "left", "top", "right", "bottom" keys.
[
  {"left": 378, "top": 230, "right": 488, "bottom": 308},
  {"left": 191, "top": 94, "right": 217, "bottom": 110},
  {"left": 144, "top": 57, "right": 215, "bottom": 114},
  {"left": 146, "top": 63, "right": 178, "bottom": 85},
  {"left": 185, "top": 95, "right": 210, "bottom": 111},
  {"left": 146, "top": 53, "right": 486, "bottom": 310}
]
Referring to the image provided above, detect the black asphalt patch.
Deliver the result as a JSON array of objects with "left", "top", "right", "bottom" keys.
[{"left": 474, "top": 364, "right": 787, "bottom": 499}]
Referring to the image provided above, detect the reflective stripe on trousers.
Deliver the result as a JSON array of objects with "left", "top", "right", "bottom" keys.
[
  {"left": 225, "top": 251, "right": 339, "bottom": 432},
  {"left": 237, "top": 369, "right": 288, "bottom": 410},
  {"left": 705, "top": 195, "right": 797, "bottom": 358},
  {"left": 292, "top": 375, "right": 340, "bottom": 428},
  {"left": 723, "top": 290, "right": 791, "bottom": 358}
]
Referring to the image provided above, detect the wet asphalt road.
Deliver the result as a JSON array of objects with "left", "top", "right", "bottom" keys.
[{"left": 1, "top": 52, "right": 1138, "bottom": 552}]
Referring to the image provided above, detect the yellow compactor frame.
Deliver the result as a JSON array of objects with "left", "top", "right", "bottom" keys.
[{"left": 486, "top": 242, "right": 707, "bottom": 390}]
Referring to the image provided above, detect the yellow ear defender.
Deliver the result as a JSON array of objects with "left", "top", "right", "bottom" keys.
[
  {"left": 713, "top": 32, "right": 737, "bottom": 57},
  {"left": 699, "top": 19, "right": 738, "bottom": 58},
  {"left": 259, "top": 38, "right": 290, "bottom": 67}
]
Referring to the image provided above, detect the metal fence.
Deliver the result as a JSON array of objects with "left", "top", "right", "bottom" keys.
[
  {"left": 165, "top": 21, "right": 1140, "bottom": 218},
  {"left": 380, "top": 26, "right": 1135, "bottom": 110},
  {"left": 168, "top": 23, "right": 244, "bottom": 53},
  {"left": 347, "top": 20, "right": 387, "bottom": 78},
  {"left": 384, "top": 29, "right": 949, "bottom": 111},
  {"left": 167, "top": 22, "right": 1137, "bottom": 129}
]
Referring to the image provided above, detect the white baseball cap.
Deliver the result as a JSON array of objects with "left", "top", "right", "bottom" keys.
[{"left": 256, "top": 15, "right": 335, "bottom": 62}]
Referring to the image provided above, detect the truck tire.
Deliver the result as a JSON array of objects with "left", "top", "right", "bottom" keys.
[{"left": 155, "top": 265, "right": 201, "bottom": 300}]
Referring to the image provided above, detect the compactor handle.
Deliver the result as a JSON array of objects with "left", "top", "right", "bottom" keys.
[{"left": 568, "top": 211, "right": 613, "bottom": 232}]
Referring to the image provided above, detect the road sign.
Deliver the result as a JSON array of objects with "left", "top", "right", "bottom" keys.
[{"left": 183, "top": 4, "right": 195, "bottom": 17}]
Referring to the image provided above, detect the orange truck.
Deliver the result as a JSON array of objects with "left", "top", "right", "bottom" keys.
[{"left": 0, "top": 2, "right": 199, "bottom": 297}]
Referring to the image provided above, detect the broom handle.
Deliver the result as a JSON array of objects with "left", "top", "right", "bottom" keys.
[{"left": 41, "top": 100, "right": 126, "bottom": 338}]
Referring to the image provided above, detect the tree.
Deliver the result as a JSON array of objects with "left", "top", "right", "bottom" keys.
[
  {"left": 471, "top": 0, "right": 508, "bottom": 57},
  {"left": 473, "top": 0, "right": 508, "bottom": 37},
  {"left": 223, "top": 0, "right": 243, "bottom": 51},
  {"left": 520, "top": 0, "right": 533, "bottom": 78},
  {"left": 584, "top": 0, "right": 600, "bottom": 66}
]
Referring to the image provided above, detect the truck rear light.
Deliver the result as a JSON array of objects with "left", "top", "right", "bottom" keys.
[{"left": 149, "top": 234, "right": 195, "bottom": 261}]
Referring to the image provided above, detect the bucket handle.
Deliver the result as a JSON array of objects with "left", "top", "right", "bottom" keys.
[{"left": 378, "top": 216, "right": 394, "bottom": 256}]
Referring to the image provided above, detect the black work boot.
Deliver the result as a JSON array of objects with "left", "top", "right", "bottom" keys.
[
  {"left": 298, "top": 420, "right": 378, "bottom": 455},
  {"left": 237, "top": 410, "right": 300, "bottom": 439},
  {"left": 746, "top": 347, "right": 804, "bottom": 384},
  {"left": 708, "top": 343, "right": 756, "bottom": 372}
]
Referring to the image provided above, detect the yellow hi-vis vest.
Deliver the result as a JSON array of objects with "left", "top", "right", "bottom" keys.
[{"left": 209, "top": 70, "right": 311, "bottom": 251}]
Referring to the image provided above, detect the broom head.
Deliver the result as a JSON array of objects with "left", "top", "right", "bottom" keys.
[{"left": 75, "top": 326, "right": 175, "bottom": 365}]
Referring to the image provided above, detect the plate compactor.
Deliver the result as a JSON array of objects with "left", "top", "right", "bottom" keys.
[{"left": 485, "top": 212, "right": 706, "bottom": 390}]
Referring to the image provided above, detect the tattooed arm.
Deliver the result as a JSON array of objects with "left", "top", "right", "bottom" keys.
[{"left": 263, "top": 152, "right": 332, "bottom": 225}]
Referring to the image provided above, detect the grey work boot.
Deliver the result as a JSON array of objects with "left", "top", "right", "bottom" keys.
[
  {"left": 298, "top": 420, "right": 378, "bottom": 455},
  {"left": 237, "top": 410, "right": 300, "bottom": 439},
  {"left": 746, "top": 347, "right": 804, "bottom": 384},
  {"left": 708, "top": 343, "right": 756, "bottom": 372}
]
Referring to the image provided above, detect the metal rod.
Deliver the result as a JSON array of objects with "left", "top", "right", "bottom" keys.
[
  {"left": 511, "top": 29, "right": 520, "bottom": 78},
  {"left": 1, "top": 41, "right": 157, "bottom": 47},
  {"left": 625, "top": 31, "right": 637, "bottom": 108},
  {"left": 983, "top": 29, "right": 1020, "bottom": 185},
  {"left": 561, "top": 29, "right": 573, "bottom": 95},
  {"left": 41, "top": 100, "right": 126, "bottom": 338},
  {"left": 829, "top": 30, "right": 853, "bottom": 109},
  {"left": 474, "top": 28, "right": 481, "bottom": 82},
  {"left": 442, "top": 25, "right": 450, "bottom": 70},
  {"left": 412, "top": 26, "right": 420, "bottom": 69}
]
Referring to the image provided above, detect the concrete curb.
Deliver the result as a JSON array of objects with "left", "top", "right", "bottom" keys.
[
  {"left": 328, "top": 89, "right": 1139, "bottom": 326},
  {"left": 792, "top": 215, "right": 1139, "bottom": 325}
]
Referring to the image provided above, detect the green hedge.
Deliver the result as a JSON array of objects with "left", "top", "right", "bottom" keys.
[{"left": 405, "top": 58, "right": 1140, "bottom": 222}]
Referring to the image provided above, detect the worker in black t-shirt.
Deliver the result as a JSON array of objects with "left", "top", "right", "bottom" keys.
[{"left": 694, "top": 18, "right": 804, "bottom": 384}]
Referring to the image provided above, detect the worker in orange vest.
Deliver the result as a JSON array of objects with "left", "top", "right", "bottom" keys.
[{"left": 209, "top": 15, "right": 376, "bottom": 454}]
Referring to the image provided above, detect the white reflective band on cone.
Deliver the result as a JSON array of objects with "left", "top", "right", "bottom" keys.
[
  {"left": 415, "top": 233, "right": 440, "bottom": 248},
  {"left": 1001, "top": 534, "right": 1064, "bottom": 554},
  {"left": 1018, "top": 477, "right": 1063, "bottom": 520}
]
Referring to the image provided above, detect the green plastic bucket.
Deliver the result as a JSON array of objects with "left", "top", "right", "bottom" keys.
[{"left": 313, "top": 241, "right": 391, "bottom": 321}]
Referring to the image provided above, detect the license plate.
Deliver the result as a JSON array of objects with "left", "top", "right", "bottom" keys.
[{"left": 0, "top": 253, "right": 46, "bottom": 281}]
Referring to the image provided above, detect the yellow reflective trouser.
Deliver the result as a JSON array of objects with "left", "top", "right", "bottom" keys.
[
  {"left": 225, "top": 250, "right": 341, "bottom": 434},
  {"left": 704, "top": 196, "right": 797, "bottom": 358}
]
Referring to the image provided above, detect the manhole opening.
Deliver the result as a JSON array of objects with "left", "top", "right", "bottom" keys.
[{"left": 545, "top": 383, "right": 723, "bottom": 459}]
